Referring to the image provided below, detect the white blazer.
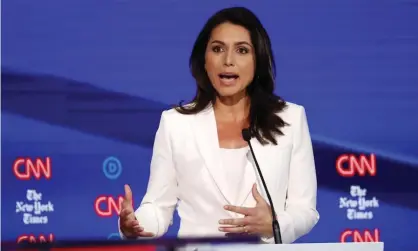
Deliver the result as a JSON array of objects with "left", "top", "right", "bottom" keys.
[{"left": 119, "top": 102, "right": 319, "bottom": 244}]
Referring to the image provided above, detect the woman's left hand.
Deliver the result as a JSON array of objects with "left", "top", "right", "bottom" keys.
[{"left": 218, "top": 183, "right": 274, "bottom": 238}]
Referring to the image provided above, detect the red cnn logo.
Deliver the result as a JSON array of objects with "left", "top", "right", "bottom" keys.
[
  {"left": 95, "top": 195, "right": 125, "bottom": 217},
  {"left": 17, "top": 233, "right": 54, "bottom": 243},
  {"left": 336, "top": 154, "right": 376, "bottom": 177},
  {"left": 13, "top": 157, "right": 52, "bottom": 180},
  {"left": 340, "top": 229, "right": 380, "bottom": 242}
]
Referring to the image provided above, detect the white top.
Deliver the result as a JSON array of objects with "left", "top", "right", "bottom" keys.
[
  {"left": 219, "top": 146, "right": 249, "bottom": 205},
  {"left": 119, "top": 102, "right": 319, "bottom": 244}
]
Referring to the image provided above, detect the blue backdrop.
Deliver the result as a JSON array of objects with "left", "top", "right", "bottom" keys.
[{"left": 2, "top": 1, "right": 418, "bottom": 251}]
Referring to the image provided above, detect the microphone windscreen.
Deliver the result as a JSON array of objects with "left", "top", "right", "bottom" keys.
[{"left": 241, "top": 128, "right": 252, "bottom": 141}]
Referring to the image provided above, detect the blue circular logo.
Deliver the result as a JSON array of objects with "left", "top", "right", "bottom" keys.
[
  {"left": 107, "top": 233, "right": 121, "bottom": 240},
  {"left": 103, "top": 156, "right": 122, "bottom": 180}
]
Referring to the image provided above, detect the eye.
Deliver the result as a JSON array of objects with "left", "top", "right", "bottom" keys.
[
  {"left": 212, "top": 45, "right": 224, "bottom": 53},
  {"left": 237, "top": 47, "right": 249, "bottom": 54}
]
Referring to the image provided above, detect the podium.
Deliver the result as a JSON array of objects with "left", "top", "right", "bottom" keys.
[
  {"left": 1, "top": 237, "right": 384, "bottom": 251},
  {"left": 178, "top": 242, "right": 384, "bottom": 251}
]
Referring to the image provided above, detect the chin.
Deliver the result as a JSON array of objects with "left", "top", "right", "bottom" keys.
[{"left": 216, "top": 87, "right": 246, "bottom": 98}]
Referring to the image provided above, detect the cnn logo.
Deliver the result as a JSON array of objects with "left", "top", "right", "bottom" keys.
[
  {"left": 336, "top": 154, "right": 376, "bottom": 177},
  {"left": 95, "top": 195, "right": 127, "bottom": 217},
  {"left": 13, "top": 157, "right": 52, "bottom": 180},
  {"left": 340, "top": 229, "right": 380, "bottom": 242},
  {"left": 17, "top": 233, "right": 54, "bottom": 243}
]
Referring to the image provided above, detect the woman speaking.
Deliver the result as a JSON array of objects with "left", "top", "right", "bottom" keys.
[{"left": 118, "top": 6, "right": 319, "bottom": 244}]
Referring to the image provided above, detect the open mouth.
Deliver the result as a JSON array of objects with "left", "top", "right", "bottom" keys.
[{"left": 219, "top": 73, "right": 239, "bottom": 80}]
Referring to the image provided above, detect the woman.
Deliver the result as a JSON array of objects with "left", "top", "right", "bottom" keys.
[{"left": 119, "top": 6, "right": 319, "bottom": 244}]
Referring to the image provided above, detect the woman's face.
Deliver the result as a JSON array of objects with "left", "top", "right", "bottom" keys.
[{"left": 205, "top": 22, "right": 255, "bottom": 99}]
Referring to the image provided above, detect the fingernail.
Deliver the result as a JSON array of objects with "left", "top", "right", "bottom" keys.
[
  {"left": 224, "top": 205, "right": 229, "bottom": 209},
  {"left": 219, "top": 220, "right": 224, "bottom": 224}
]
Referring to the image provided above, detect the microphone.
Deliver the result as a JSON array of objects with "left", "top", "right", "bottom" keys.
[{"left": 241, "top": 128, "right": 282, "bottom": 244}]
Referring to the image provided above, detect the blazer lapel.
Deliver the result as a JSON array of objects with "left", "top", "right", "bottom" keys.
[{"left": 192, "top": 105, "right": 234, "bottom": 205}]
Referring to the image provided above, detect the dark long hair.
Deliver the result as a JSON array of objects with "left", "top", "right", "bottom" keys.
[{"left": 175, "top": 6, "right": 288, "bottom": 145}]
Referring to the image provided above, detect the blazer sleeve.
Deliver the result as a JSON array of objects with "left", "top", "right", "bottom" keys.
[
  {"left": 263, "top": 105, "right": 320, "bottom": 244},
  {"left": 119, "top": 111, "right": 178, "bottom": 239}
]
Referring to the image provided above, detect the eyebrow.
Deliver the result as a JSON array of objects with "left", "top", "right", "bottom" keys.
[{"left": 210, "top": 40, "right": 253, "bottom": 48}]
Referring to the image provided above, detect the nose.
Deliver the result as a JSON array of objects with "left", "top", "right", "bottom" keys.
[{"left": 223, "top": 50, "right": 235, "bottom": 66}]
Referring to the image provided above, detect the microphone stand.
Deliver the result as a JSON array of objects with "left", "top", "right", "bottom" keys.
[{"left": 242, "top": 129, "right": 282, "bottom": 244}]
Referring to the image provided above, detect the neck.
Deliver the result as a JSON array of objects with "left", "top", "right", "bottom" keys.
[{"left": 214, "top": 93, "right": 250, "bottom": 122}]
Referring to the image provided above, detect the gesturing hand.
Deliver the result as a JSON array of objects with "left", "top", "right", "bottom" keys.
[
  {"left": 218, "top": 183, "right": 274, "bottom": 238},
  {"left": 119, "top": 184, "right": 154, "bottom": 238}
]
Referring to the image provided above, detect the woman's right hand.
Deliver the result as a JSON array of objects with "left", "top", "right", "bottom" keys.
[{"left": 119, "top": 184, "right": 155, "bottom": 238}]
